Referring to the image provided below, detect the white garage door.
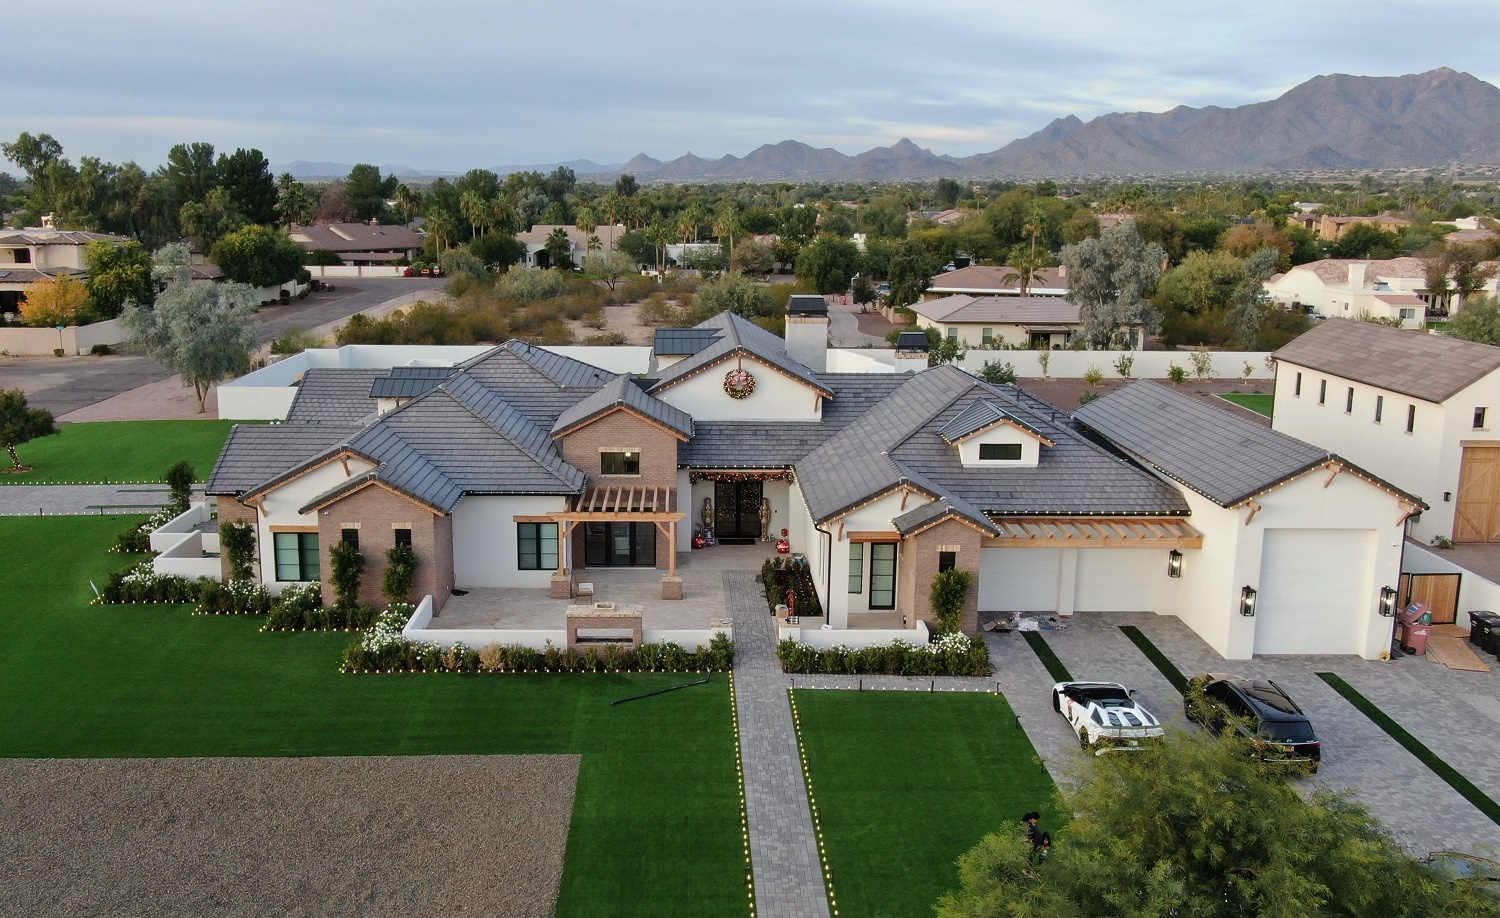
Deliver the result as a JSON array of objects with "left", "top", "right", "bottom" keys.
[
  {"left": 1075, "top": 550, "right": 1157, "bottom": 612},
  {"left": 1254, "top": 529, "right": 1374, "bottom": 655},
  {"left": 980, "top": 548, "right": 1060, "bottom": 612}
]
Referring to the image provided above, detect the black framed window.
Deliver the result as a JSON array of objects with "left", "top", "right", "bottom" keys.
[
  {"left": 273, "top": 532, "right": 320, "bottom": 582},
  {"left": 979, "top": 443, "right": 1022, "bottom": 461},
  {"left": 1475, "top": 407, "right": 1488, "bottom": 430},
  {"left": 1318, "top": 379, "right": 1326, "bottom": 405},
  {"left": 340, "top": 528, "right": 359, "bottom": 549},
  {"left": 1406, "top": 404, "right": 1416, "bottom": 434},
  {"left": 1294, "top": 372, "right": 1301, "bottom": 396},
  {"left": 1345, "top": 387, "right": 1354, "bottom": 413},
  {"left": 1374, "top": 395, "right": 1383, "bottom": 423},
  {"left": 518, "top": 522, "right": 559, "bottom": 570},
  {"left": 848, "top": 542, "right": 863, "bottom": 593},
  {"left": 600, "top": 451, "right": 640, "bottom": 475},
  {"left": 394, "top": 528, "right": 412, "bottom": 546},
  {"left": 869, "top": 543, "right": 896, "bottom": 610},
  {"left": 938, "top": 551, "right": 956, "bottom": 573}
]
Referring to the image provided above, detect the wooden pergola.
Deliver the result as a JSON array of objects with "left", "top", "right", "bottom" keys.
[
  {"left": 985, "top": 516, "right": 1203, "bottom": 549},
  {"left": 548, "top": 486, "right": 686, "bottom": 577}
]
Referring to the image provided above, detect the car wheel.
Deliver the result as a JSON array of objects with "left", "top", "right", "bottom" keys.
[
  {"left": 1051, "top": 691, "right": 1061, "bottom": 713},
  {"left": 1078, "top": 729, "right": 1090, "bottom": 750}
]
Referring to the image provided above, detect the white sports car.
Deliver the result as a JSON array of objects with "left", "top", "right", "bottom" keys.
[{"left": 1051, "top": 681, "right": 1164, "bottom": 753}]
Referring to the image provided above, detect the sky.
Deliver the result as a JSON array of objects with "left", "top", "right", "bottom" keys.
[{"left": 4, "top": 0, "right": 1497, "bottom": 174}]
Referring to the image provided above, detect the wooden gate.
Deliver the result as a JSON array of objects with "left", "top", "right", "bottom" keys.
[
  {"left": 1454, "top": 445, "right": 1499, "bottom": 543},
  {"left": 1398, "top": 572, "right": 1461, "bottom": 625}
]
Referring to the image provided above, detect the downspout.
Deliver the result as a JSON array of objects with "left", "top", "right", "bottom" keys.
[{"left": 814, "top": 521, "right": 833, "bottom": 617}]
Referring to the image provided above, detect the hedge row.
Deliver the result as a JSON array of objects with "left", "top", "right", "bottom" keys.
[{"left": 776, "top": 633, "right": 991, "bottom": 676}]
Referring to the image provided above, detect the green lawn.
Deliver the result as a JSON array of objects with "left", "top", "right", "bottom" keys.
[
  {"left": 791, "top": 690, "right": 1060, "bottom": 918},
  {"left": 4, "top": 419, "right": 242, "bottom": 484},
  {"left": 0, "top": 516, "right": 745, "bottom": 918},
  {"left": 1218, "top": 393, "right": 1274, "bottom": 417}
]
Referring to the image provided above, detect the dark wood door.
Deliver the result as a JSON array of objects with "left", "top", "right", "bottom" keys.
[{"left": 714, "top": 480, "right": 763, "bottom": 543}]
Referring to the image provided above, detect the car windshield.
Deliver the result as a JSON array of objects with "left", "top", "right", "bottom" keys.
[{"left": 1258, "top": 720, "right": 1316, "bottom": 743}]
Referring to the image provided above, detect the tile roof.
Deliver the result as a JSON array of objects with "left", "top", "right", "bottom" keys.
[
  {"left": 652, "top": 327, "right": 722, "bottom": 357},
  {"left": 367, "top": 366, "right": 456, "bottom": 399},
  {"left": 287, "top": 223, "right": 423, "bottom": 253},
  {"left": 551, "top": 374, "right": 694, "bottom": 439},
  {"left": 283, "top": 369, "right": 384, "bottom": 426},
  {"left": 937, "top": 399, "right": 1053, "bottom": 444},
  {"left": 1072, "top": 380, "right": 1420, "bottom": 508},
  {"left": 206, "top": 424, "right": 364, "bottom": 496},
  {"left": 0, "top": 230, "right": 122, "bottom": 246},
  {"left": 1297, "top": 257, "right": 1429, "bottom": 284},
  {"left": 925, "top": 264, "right": 1069, "bottom": 294},
  {"left": 912, "top": 295, "right": 1082, "bottom": 325},
  {"left": 648, "top": 312, "right": 832, "bottom": 398},
  {"left": 1272, "top": 318, "right": 1500, "bottom": 403}
]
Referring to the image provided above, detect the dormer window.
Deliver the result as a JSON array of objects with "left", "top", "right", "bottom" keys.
[
  {"left": 601, "top": 450, "right": 640, "bottom": 475},
  {"left": 979, "top": 443, "right": 1022, "bottom": 461}
]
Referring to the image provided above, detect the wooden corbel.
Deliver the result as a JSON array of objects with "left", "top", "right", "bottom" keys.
[
  {"left": 1243, "top": 500, "right": 1262, "bottom": 526},
  {"left": 1322, "top": 464, "right": 1341, "bottom": 488}
]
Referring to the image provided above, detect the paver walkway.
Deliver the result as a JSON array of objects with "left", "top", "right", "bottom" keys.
[
  {"left": 728, "top": 570, "right": 830, "bottom": 918},
  {"left": 0, "top": 483, "right": 195, "bottom": 516}
]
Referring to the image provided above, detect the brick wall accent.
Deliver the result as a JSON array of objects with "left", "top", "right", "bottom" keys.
[
  {"left": 558, "top": 410, "right": 681, "bottom": 571},
  {"left": 897, "top": 518, "right": 983, "bottom": 635},
  {"left": 215, "top": 498, "right": 257, "bottom": 581},
  {"left": 312, "top": 484, "right": 449, "bottom": 613}
]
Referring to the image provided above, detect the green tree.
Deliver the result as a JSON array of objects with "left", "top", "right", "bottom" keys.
[
  {"left": 179, "top": 187, "right": 244, "bottom": 252},
  {"left": 469, "top": 231, "right": 526, "bottom": 271},
  {"left": 215, "top": 148, "right": 277, "bottom": 225},
  {"left": 1061, "top": 223, "right": 1166, "bottom": 349},
  {"left": 886, "top": 239, "right": 935, "bottom": 308},
  {"left": 582, "top": 251, "right": 636, "bottom": 290},
  {"left": 929, "top": 568, "right": 972, "bottom": 633},
  {"left": 731, "top": 238, "right": 775, "bottom": 275},
  {"left": 543, "top": 226, "right": 576, "bottom": 270},
  {"left": 122, "top": 245, "right": 259, "bottom": 412},
  {"left": 1449, "top": 294, "right": 1498, "bottom": 345},
  {"left": 934, "top": 177, "right": 962, "bottom": 208},
  {"left": 83, "top": 239, "right": 154, "bottom": 319},
  {"left": 210, "top": 225, "right": 305, "bottom": 288},
  {"left": 1332, "top": 223, "right": 1401, "bottom": 259},
  {"left": 1223, "top": 248, "right": 1282, "bottom": 349},
  {"left": 614, "top": 173, "right": 639, "bottom": 197},
  {"left": 1001, "top": 251, "right": 1048, "bottom": 298},
  {"left": 163, "top": 141, "right": 218, "bottom": 209},
  {"left": 851, "top": 274, "right": 876, "bottom": 310},
  {"left": 0, "top": 388, "right": 56, "bottom": 473},
  {"left": 393, "top": 183, "right": 422, "bottom": 227},
  {"left": 19, "top": 273, "right": 89, "bottom": 327},
  {"left": 713, "top": 201, "right": 744, "bottom": 267},
  {"left": 936, "top": 730, "right": 1495, "bottom": 918},
  {"left": 1154, "top": 250, "right": 1247, "bottom": 317},
  {"left": 344, "top": 164, "right": 397, "bottom": 222},
  {"left": 795, "top": 234, "right": 861, "bottom": 294},
  {"left": 695, "top": 271, "right": 776, "bottom": 320},
  {"left": 275, "top": 173, "right": 315, "bottom": 227}
]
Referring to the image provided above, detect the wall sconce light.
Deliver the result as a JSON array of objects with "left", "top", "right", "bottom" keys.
[
  {"left": 1443, "top": 492, "right": 1452, "bottom": 502},
  {"left": 1167, "top": 549, "right": 1183, "bottom": 579},
  {"left": 1378, "top": 586, "right": 1397, "bottom": 617},
  {"left": 1239, "top": 586, "right": 1257, "bottom": 617}
]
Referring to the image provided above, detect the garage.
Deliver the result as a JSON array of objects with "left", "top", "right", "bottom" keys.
[
  {"left": 1074, "top": 549, "right": 1158, "bottom": 612},
  {"left": 979, "top": 548, "right": 1059, "bottom": 612},
  {"left": 1254, "top": 529, "right": 1375, "bottom": 655}
]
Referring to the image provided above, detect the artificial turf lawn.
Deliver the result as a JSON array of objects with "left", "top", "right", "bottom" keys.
[
  {"left": 1022, "top": 630, "right": 1072, "bottom": 683},
  {"left": 791, "top": 690, "right": 1060, "bottom": 918},
  {"left": 1217, "top": 393, "right": 1274, "bottom": 417},
  {"left": 1317, "top": 672, "right": 1500, "bottom": 828},
  {"left": 1119, "top": 625, "right": 1188, "bottom": 692},
  {"left": 0, "top": 516, "right": 745, "bottom": 918},
  {"left": 4, "top": 420, "right": 241, "bottom": 484}
]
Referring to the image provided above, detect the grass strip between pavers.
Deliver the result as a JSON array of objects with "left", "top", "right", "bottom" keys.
[
  {"left": 1317, "top": 673, "right": 1500, "bottom": 828},
  {"left": 1021, "top": 631, "right": 1072, "bottom": 683},
  {"left": 1119, "top": 625, "right": 1187, "bottom": 692},
  {"left": 1217, "top": 393, "right": 1274, "bottom": 417}
]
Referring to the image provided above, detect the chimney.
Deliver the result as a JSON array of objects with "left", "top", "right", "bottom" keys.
[
  {"left": 893, "top": 330, "right": 930, "bottom": 373},
  {"left": 1348, "top": 264, "right": 1367, "bottom": 289},
  {"left": 1056, "top": 264, "right": 1066, "bottom": 279},
  {"left": 784, "top": 295, "right": 829, "bottom": 373}
]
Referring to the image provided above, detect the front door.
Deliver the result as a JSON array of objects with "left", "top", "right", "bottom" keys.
[
  {"left": 1454, "top": 445, "right": 1499, "bottom": 542},
  {"left": 714, "top": 480, "right": 764, "bottom": 544},
  {"left": 583, "top": 522, "right": 657, "bottom": 567}
]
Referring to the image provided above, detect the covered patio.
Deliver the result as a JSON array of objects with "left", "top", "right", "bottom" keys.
[{"left": 546, "top": 485, "right": 687, "bottom": 600}]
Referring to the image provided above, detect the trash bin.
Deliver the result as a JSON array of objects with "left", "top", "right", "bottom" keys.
[
  {"left": 1401, "top": 623, "right": 1432, "bottom": 655},
  {"left": 1467, "top": 611, "right": 1500, "bottom": 655}
]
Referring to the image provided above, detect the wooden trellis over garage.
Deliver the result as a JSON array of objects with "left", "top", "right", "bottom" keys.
[
  {"left": 985, "top": 517, "right": 1203, "bottom": 549},
  {"left": 549, "top": 486, "right": 686, "bottom": 577}
]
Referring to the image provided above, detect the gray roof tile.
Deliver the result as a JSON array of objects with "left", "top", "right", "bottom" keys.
[
  {"left": 937, "top": 399, "right": 1052, "bottom": 444},
  {"left": 283, "top": 369, "right": 384, "bottom": 426},
  {"left": 648, "top": 313, "right": 832, "bottom": 398},
  {"left": 1272, "top": 318, "right": 1500, "bottom": 404},
  {"left": 551, "top": 375, "right": 694, "bottom": 439},
  {"left": 206, "top": 424, "right": 364, "bottom": 496}
]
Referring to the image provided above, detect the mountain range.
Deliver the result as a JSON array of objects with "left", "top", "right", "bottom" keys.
[{"left": 275, "top": 68, "right": 1498, "bottom": 182}]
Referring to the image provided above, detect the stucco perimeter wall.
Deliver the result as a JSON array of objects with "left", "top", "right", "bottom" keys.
[
  {"left": 827, "top": 348, "right": 1273, "bottom": 380},
  {"left": 452, "top": 496, "right": 569, "bottom": 588},
  {"left": 0, "top": 317, "right": 127, "bottom": 356},
  {"left": 1402, "top": 543, "right": 1500, "bottom": 632}
]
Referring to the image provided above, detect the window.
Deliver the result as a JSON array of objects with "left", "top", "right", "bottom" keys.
[
  {"left": 1318, "top": 379, "right": 1326, "bottom": 405},
  {"left": 1345, "top": 387, "right": 1354, "bottom": 414},
  {"left": 600, "top": 451, "right": 640, "bottom": 475},
  {"left": 1374, "top": 395, "right": 1383, "bottom": 423},
  {"left": 1475, "top": 407, "right": 1489, "bottom": 430},
  {"left": 981, "top": 328, "right": 993, "bottom": 345},
  {"left": 1399, "top": 308, "right": 1415, "bottom": 321},
  {"left": 1406, "top": 404, "right": 1416, "bottom": 434},
  {"left": 11, "top": 248, "right": 30, "bottom": 264},
  {"left": 869, "top": 543, "right": 896, "bottom": 610},
  {"left": 938, "top": 551, "right": 956, "bottom": 573},
  {"left": 340, "top": 528, "right": 359, "bottom": 549},
  {"left": 979, "top": 443, "right": 1022, "bottom": 461},
  {"left": 517, "top": 522, "right": 559, "bottom": 570},
  {"left": 273, "top": 532, "right": 319, "bottom": 582},
  {"left": 394, "top": 528, "right": 412, "bottom": 546},
  {"left": 946, "top": 327, "right": 958, "bottom": 341},
  {"left": 848, "top": 542, "right": 863, "bottom": 594},
  {"left": 1294, "top": 372, "right": 1302, "bottom": 396}
]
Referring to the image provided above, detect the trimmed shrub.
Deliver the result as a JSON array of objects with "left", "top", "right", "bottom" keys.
[
  {"left": 762, "top": 557, "right": 822, "bottom": 617},
  {"left": 165, "top": 460, "right": 195, "bottom": 514},
  {"left": 195, "top": 578, "right": 273, "bottom": 615},
  {"left": 382, "top": 542, "right": 417, "bottom": 604},
  {"left": 775, "top": 632, "right": 990, "bottom": 676},
  {"left": 329, "top": 540, "right": 364, "bottom": 609},
  {"left": 220, "top": 521, "right": 256, "bottom": 580},
  {"left": 97, "top": 562, "right": 202, "bottom": 604}
]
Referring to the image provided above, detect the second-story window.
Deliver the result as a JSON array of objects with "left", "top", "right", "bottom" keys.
[
  {"left": 1406, "top": 404, "right": 1416, "bottom": 434},
  {"left": 1345, "top": 387, "right": 1354, "bottom": 414},
  {"left": 1476, "top": 407, "right": 1489, "bottom": 430},
  {"left": 1294, "top": 372, "right": 1302, "bottom": 396},
  {"left": 601, "top": 450, "right": 641, "bottom": 475},
  {"left": 1374, "top": 395, "right": 1383, "bottom": 423},
  {"left": 1318, "top": 380, "right": 1326, "bottom": 405}
]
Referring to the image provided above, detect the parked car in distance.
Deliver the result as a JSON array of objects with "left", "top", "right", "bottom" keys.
[
  {"left": 1051, "top": 681, "right": 1164, "bottom": 753},
  {"left": 1184, "top": 673, "right": 1321, "bottom": 773}
]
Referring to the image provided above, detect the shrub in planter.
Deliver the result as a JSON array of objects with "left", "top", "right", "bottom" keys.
[
  {"left": 113, "top": 508, "right": 175, "bottom": 554},
  {"left": 196, "top": 577, "right": 272, "bottom": 615},
  {"left": 776, "top": 633, "right": 990, "bottom": 676},
  {"left": 220, "top": 521, "right": 256, "bottom": 581},
  {"left": 382, "top": 543, "right": 417, "bottom": 604},
  {"left": 164, "top": 460, "right": 195, "bottom": 514},
  {"left": 265, "top": 581, "right": 322, "bottom": 629},
  {"left": 99, "top": 562, "right": 202, "bottom": 604},
  {"left": 929, "top": 568, "right": 973, "bottom": 634},
  {"left": 329, "top": 541, "right": 364, "bottom": 609}
]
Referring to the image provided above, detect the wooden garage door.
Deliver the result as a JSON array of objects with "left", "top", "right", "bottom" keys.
[
  {"left": 1454, "top": 445, "right": 1499, "bottom": 543},
  {"left": 1254, "top": 529, "right": 1374, "bottom": 655}
]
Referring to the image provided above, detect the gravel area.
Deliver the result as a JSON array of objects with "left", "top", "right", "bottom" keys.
[{"left": 1, "top": 755, "right": 579, "bottom": 918}]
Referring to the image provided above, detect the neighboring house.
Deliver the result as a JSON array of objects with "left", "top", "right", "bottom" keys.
[
  {"left": 288, "top": 222, "right": 424, "bottom": 264},
  {"left": 906, "top": 209, "right": 965, "bottom": 225},
  {"left": 921, "top": 264, "right": 1069, "bottom": 301},
  {"left": 1074, "top": 382, "right": 1421, "bottom": 660},
  {"left": 1264, "top": 258, "right": 1443, "bottom": 326},
  {"left": 203, "top": 299, "right": 1414, "bottom": 661},
  {"left": 911, "top": 294, "right": 1124, "bottom": 350},
  {"left": 517, "top": 223, "right": 627, "bottom": 269},
  {"left": 0, "top": 229, "right": 122, "bottom": 314},
  {"left": 1270, "top": 319, "right": 1500, "bottom": 548},
  {"left": 1286, "top": 213, "right": 1411, "bottom": 241}
]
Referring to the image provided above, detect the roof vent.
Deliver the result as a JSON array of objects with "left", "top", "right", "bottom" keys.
[{"left": 895, "top": 331, "right": 930, "bottom": 353}]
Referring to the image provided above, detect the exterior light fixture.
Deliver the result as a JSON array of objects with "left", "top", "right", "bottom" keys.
[
  {"left": 1239, "top": 586, "right": 1257, "bottom": 617},
  {"left": 1167, "top": 549, "right": 1183, "bottom": 578},
  {"left": 1379, "top": 586, "right": 1397, "bottom": 617}
]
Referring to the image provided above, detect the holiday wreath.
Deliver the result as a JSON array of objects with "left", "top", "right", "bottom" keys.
[{"left": 723, "top": 367, "right": 756, "bottom": 399}]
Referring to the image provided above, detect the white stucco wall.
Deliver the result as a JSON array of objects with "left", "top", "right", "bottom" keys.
[
  {"left": 255, "top": 457, "right": 375, "bottom": 586},
  {"left": 956, "top": 425, "right": 1041, "bottom": 467},
  {"left": 1402, "top": 542, "right": 1500, "bottom": 631},
  {"left": 655, "top": 354, "right": 824, "bottom": 421},
  {"left": 451, "top": 495, "right": 569, "bottom": 588}
]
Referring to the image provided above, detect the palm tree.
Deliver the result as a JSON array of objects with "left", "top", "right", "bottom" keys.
[
  {"left": 459, "top": 191, "right": 490, "bottom": 238},
  {"left": 713, "top": 202, "right": 742, "bottom": 268},
  {"left": 647, "top": 221, "right": 674, "bottom": 276},
  {"left": 394, "top": 184, "right": 422, "bottom": 228},
  {"left": 576, "top": 206, "right": 597, "bottom": 238},
  {"left": 1002, "top": 252, "right": 1046, "bottom": 297},
  {"left": 423, "top": 209, "right": 456, "bottom": 253},
  {"left": 598, "top": 192, "right": 623, "bottom": 230},
  {"left": 587, "top": 234, "right": 602, "bottom": 254},
  {"left": 490, "top": 198, "right": 518, "bottom": 236},
  {"left": 1023, "top": 201, "right": 1046, "bottom": 258}
]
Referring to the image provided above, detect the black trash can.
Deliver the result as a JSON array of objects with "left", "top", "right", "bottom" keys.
[{"left": 1468, "top": 611, "right": 1500, "bottom": 656}]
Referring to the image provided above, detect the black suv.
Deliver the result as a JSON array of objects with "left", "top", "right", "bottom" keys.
[{"left": 1185, "top": 673, "right": 1321, "bottom": 773}]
